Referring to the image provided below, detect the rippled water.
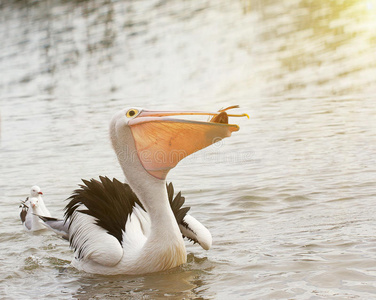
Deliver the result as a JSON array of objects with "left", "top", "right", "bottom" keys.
[{"left": 1, "top": 0, "right": 376, "bottom": 299}]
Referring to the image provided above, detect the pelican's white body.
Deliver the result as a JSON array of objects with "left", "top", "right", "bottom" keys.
[{"left": 70, "top": 111, "right": 186, "bottom": 275}]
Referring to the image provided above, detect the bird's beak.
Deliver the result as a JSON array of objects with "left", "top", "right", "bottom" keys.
[
  {"left": 38, "top": 192, "right": 43, "bottom": 195},
  {"left": 128, "top": 106, "right": 249, "bottom": 179}
]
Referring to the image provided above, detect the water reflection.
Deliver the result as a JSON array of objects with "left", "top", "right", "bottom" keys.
[
  {"left": 244, "top": 0, "right": 376, "bottom": 95},
  {"left": 72, "top": 254, "right": 214, "bottom": 299},
  {"left": 1, "top": 0, "right": 375, "bottom": 99}
]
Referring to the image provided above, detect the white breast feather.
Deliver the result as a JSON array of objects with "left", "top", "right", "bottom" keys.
[
  {"left": 122, "top": 206, "right": 148, "bottom": 256},
  {"left": 132, "top": 204, "right": 151, "bottom": 236}
]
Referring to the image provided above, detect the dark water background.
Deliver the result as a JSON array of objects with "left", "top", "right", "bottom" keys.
[{"left": 1, "top": 0, "right": 376, "bottom": 298}]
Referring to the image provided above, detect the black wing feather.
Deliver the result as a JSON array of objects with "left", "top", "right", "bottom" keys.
[
  {"left": 167, "top": 183, "right": 191, "bottom": 224},
  {"left": 20, "top": 206, "right": 27, "bottom": 223},
  {"left": 64, "top": 177, "right": 190, "bottom": 251},
  {"left": 19, "top": 197, "right": 29, "bottom": 224},
  {"left": 64, "top": 176, "right": 141, "bottom": 245}
]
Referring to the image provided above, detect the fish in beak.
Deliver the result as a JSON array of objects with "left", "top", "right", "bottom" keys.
[{"left": 129, "top": 106, "right": 249, "bottom": 179}]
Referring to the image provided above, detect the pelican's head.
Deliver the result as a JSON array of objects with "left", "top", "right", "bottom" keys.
[
  {"left": 110, "top": 106, "right": 248, "bottom": 180},
  {"left": 30, "top": 185, "right": 43, "bottom": 197}
]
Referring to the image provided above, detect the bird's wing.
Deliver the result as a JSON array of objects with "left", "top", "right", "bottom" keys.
[
  {"left": 167, "top": 182, "right": 190, "bottom": 224},
  {"left": 69, "top": 206, "right": 124, "bottom": 267},
  {"left": 167, "top": 182, "right": 212, "bottom": 249},
  {"left": 64, "top": 176, "right": 143, "bottom": 267},
  {"left": 37, "top": 216, "right": 69, "bottom": 240},
  {"left": 22, "top": 209, "right": 33, "bottom": 230},
  {"left": 20, "top": 204, "right": 28, "bottom": 224},
  {"left": 20, "top": 198, "right": 30, "bottom": 228},
  {"left": 180, "top": 214, "right": 212, "bottom": 250},
  {"left": 23, "top": 218, "right": 32, "bottom": 230}
]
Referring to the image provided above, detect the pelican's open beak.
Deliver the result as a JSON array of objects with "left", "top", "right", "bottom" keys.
[{"left": 129, "top": 106, "right": 249, "bottom": 179}]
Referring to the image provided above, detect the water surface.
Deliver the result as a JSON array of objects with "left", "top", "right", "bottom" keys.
[{"left": 1, "top": 0, "right": 376, "bottom": 299}]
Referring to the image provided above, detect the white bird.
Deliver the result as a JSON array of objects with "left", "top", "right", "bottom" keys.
[
  {"left": 44, "top": 106, "right": 247, "bottom": 275},
  {"left": 30, "top": 185, "right": 51, "bottom": 217},
  {"left": 20, "top": 186, "right": 51, "bottom": 231}
]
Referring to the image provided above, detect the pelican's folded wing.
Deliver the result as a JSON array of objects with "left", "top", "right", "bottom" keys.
[
  {"left": 69, "top": 206, "right": 124, "bottom": 267},
  {"left": 64, "top": 176, "right": 142, "bottom": 267}
]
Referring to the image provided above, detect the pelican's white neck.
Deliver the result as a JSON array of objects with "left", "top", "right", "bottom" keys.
[
  {"left": 110, "top": 123, "right": 166, "bottom": 211},
  {"left": 110, "top": 121, "right": 180, "bottom": 231},
  {"left": 110, "top": 118, "right": 186, "bottom": 271}
]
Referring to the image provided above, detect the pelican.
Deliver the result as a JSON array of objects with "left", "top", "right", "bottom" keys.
[
  {"left": 20, "top": 186, "right": 51, "bottom": 231},
  {"left": 47, "top": 106, "right": 247, "bottom": 275}
]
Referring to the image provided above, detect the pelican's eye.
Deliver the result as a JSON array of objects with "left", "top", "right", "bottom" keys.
[{"left": 126, "top": 109, "right": 139, "bottom": 118}]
